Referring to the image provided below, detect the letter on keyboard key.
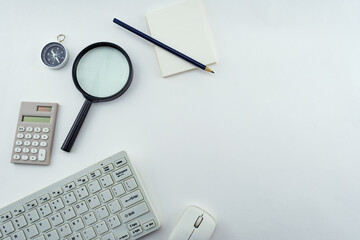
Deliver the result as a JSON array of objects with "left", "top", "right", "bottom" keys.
[
  {"left": 37, "top": 219, "right": 51, "bottom": 232},
  {"left": 88, "top": 180, "right": 101, "bottom": 193},
  {"left": 74, "top": 201, "right": 89, "bottom": 215},
  {"left": 69, "top": 233, "right": 82, "bottom": 240},
  {"left": 100, "top": 175, "right": 114, "bottom": 188},
  {"left": 119, "top": 202, "right": 149, "bottom": 223},
  {"left": 70, "top": 217, "right": 85, "bottom": 232},
  {"left": 63, "top": 192, "right": 77, "bottom": 205},
  {"left": 107, "top": 215, "right": 121, "bottom": 229},
  {"left": 62, "top": 206, "right": 76, "bottom": 220},
  {"left": 38, "top": 203, "right": 52, "bottom": 217},
  {"left": 96, "top": 206, "right": 109, "bottom": 219},
  {"left": 83, "top": 212, "right": 97, "bottom": 225},
  {"left": 49, "top": 213, "right": 63, "bottom": 226}
]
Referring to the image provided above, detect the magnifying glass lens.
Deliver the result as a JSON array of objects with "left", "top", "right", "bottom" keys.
[{"left": 76, "top": 46, "right": 130, "bottom": 98}]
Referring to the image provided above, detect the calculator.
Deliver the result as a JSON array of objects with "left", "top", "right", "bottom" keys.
[{"left": 11, "top": 102, "right": 59, "bottom": 166}]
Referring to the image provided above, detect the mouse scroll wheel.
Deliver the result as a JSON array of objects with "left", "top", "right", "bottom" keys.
[{"left": 194, "top": 214, "right": 204, "bottom": 228}]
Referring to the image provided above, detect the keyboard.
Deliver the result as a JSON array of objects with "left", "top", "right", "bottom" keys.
[{"left": 0, "top": 151, "right": 160, "bottom": 240}]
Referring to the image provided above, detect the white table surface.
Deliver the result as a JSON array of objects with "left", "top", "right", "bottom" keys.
[{"left": 1, "top": 0, "right": 360, "bottom": 239}]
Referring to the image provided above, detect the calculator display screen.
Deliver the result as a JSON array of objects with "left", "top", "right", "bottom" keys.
[{"left": 22, "top": 116, "right": 51, "bottom": 123}]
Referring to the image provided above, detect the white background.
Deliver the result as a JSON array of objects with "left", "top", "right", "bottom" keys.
[{"left": 1, "top": 0, "right": 360, "bottom": 239}]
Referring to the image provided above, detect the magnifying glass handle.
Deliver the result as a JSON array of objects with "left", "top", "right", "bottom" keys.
[{"left": 61, "top": 99, "right": 92, "bottom": 152}]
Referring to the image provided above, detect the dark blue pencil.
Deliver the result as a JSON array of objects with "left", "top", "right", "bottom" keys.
[{"left": 113, "top": 18, "right": 214, "bottom": 73}]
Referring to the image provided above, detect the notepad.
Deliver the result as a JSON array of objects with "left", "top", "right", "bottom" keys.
[{"left": 146, "top": 0, "right": 217, "bottom": 77}]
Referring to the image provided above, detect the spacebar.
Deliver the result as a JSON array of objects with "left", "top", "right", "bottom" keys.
[{"left": 119, "top": 202, "right": 149, "bottom": 223}]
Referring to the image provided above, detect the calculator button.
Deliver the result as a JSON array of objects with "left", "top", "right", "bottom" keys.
[
  {"left": 24, "top": 141, "right": 31, "bottom": 146},
  {"left": 21, "top": 155, "right": 29, "bottom": 160},
  {"left": 33, "top": 134, "right": 40, "bottom": 139},
  {"left": 31, "top": 148, "right": 38, "bottom": 154},
  {"left": 26, "top": 127, "right": 33, "bottom": 132},
  {"left": 18, "top": 126, "right": 25, "bottom": 132},
  {"left": 23, "top": 148, "right": 30, "bottom": 153},
  {"left": 17, "top": 133, "right": 24, "bottom": 139},
  {"left": 42, "top": 128, "right": 49, "bottom": 133},
  {"left": 14, "top": 147, "right": 21, "bottom": 153},
  {"left": 34, "top": 127, "right": 41, "bottom": 132},
  {"left": 40, "top": 142, "right": 47, "bottom": 147},
  {"left": 16, "top": 140, "right": 23, "bottom": 146},
  {"left": 25, "top": 133, "right": 32, "bottom": 139},
  {"left": 38, "top": 149, "right": 46, "bottom": 161},
  {"left": 41, "top": 135, "right": 49, "bottom": 140},
  {"left": 13, "top": 154, "right": 20, "bottom": 160},
  {"left": 32, "top": 141, "right": 39, "bottom": 147},
  {"left": 30, "top": 156, "right": 37, "bottom": 161}
]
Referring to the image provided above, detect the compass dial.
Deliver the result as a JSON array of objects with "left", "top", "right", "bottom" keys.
[{"left": 41, "top": 42, "right": 68, "bottom": 69}]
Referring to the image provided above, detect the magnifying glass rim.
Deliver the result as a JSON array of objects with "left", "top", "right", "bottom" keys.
[{"left": 72, "top": 42, "right": 133, "bottom": 103}]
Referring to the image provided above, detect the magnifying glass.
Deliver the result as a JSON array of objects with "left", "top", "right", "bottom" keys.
[{"left": 61, "top": 42, "right": 133, "bottom": 152}]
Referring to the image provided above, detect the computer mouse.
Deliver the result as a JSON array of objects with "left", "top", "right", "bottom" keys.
[{"left": 169, "top": 205, "right": 216, "bottom": 240}]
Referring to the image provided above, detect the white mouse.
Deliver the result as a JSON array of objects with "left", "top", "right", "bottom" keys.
[{"left": 169, "top": 205, "right": 216, "bottom": 240}]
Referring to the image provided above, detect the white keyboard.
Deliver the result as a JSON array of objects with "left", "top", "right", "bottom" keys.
[{"left": 0, "top": 151, "right": 160, "bottom": 240}]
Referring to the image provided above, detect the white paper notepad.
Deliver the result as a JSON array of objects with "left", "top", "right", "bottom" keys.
[{"left": 146, "top": 0, "right": 217, "bottom": 77}]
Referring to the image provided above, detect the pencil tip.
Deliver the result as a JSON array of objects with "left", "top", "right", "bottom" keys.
[{"left": 205, "top": 66, "right": 214, "bottom": 73}]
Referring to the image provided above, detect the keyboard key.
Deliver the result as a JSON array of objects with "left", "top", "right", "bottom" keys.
[
  {"left": 112, "top": 166, "right": 132, "bottom": 182},
  {"left": 107, "top": 215, "right": 121, "bottom": 229},
  {"left": 87, "top": 195, "right": 101, "bottom": 209},
  {"left": 96, "top": 206, "right": 109, "bottom": 219},
  {"left": 12, "top": 206, "right": 25, "bottom": 216},
  {"left": 38, "top": 194, "right": 51, "bottom": 204},
  {"left": 111, "top": 183, "right": 125, "bottom": 197},
  {"left": 49, "top": 213, "right": 63, "bottom": 226},
  {"left": 25, "top": 209, "right": 40, "bottom": 223},
  {"left": 100, "top": 175, "right": 114, "bottom": 188},
  {"left": 64, "top": 182, "right": 76, "bottom": 192},
  {"left": 58, "top": 223, "right": 72, "bottom": 238},
  {"left": 51, "top": 188, "right": 63, "bottom": 198},
  {"left": 117, "top": 231, "right": 130, "bottom": 240},
  {"left": 127, "top": 220, "right": 140, "bottom": 230},
  {"left": 102, "top": 232, "right": 116, "bottom": 240},
  {"left": 120, "top": 190, "right": 143, "bottom": 208},
  {"left": 77, "top": 175, "right": 89, "bottom": 185},
  {"left": 75, "top": 186, "right": 89, "bottom": 199},
  {"left": 89, "top": 169, "right": 102, "bottom": 179},
  {"left": 13, "top": 215, "right": 27, "bottom": 228},
  {"left": 88, "top": 180, "right": 101, "bottom": 193},
  {"left": 45, "top": 229, "right": 59, "bottom": 240},
  {"left": 143, "top": 219, "right": 156, "bottom": 230},
  {"left": 12, "top": 230, "right": 26, "bottom": 240},
  {"left": 69, "top": 233, "right": 82, "bottom": 240},
  {"left": 83, "top": 226, "right": 96, "bottom": 240},
  {"left": 101, "top": 164, "right": 114, "bottom": 174},
  {"left": 70, "top": 217, "right": 85, "bottom": 232},
  {"left": 108, "top": 200, "right": 122, "bottom": 214},
  {"left": 38, "top": 203, "right": 52, "bottom": 217},
  {"left": 83, "top": 212, "right": 97, "bottom": 225},
  {"left": 24, "top": 224, "right": 39, "bottom": 238},
  {"left": 34, "top": 235, "right": 45, "bottom": 240},
  {"left": 95, "top": 221, "right": 109, "bottom": 235},
  {"left": 50, "top": 198, "right": 65, "bottom": 211},
  {"left": 1, "top": 221, "right": 15, "bottom": 235},
  {"left": 74, "top": 201, "right": 89, "bottom": 215},
  {"left": 25, "top": 200, "right": 38, "bottom": 210},
  {"left": 124, "top": 178, "right": 137, "bottom": 191},
  {"left": 99, "top": 189, "right": 113, "bottom": 203},
  {"left": 114, "top": 157, "right": 127, "bottom": 167},
  {"left": 63, "top": 192, "right": 77, "bottom": 205},
  {"left": 129, "top": 226, "right": 142, "bottom": 237},
  {"left": 0, "top": 211, "right": 12, "bottom": 223},
  {"left": 119, "top": 202, "right": 149, "bottom": 223},
  {"left": 62, "top": 207, "right": 76, "bottom": 220},
  {"left": 37, "top": 219, "right": 51, "bottom": 232}
]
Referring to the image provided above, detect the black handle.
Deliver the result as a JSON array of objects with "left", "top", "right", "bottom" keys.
[{"left": 61, "top": 99, "right": 92, "bottom": 152}]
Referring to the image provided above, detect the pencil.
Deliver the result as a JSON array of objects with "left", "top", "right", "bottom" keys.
[{"left": 113, "top": 18, "right": 214, "bottom": 73}]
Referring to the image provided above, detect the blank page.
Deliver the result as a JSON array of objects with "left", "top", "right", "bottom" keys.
[{"left": 146, "top": 0, "right": 217, "bottom": 77}]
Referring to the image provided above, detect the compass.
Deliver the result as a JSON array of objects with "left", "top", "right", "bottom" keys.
[{"left": 41, "top": 34, "right": 69, "bottom": 69}]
